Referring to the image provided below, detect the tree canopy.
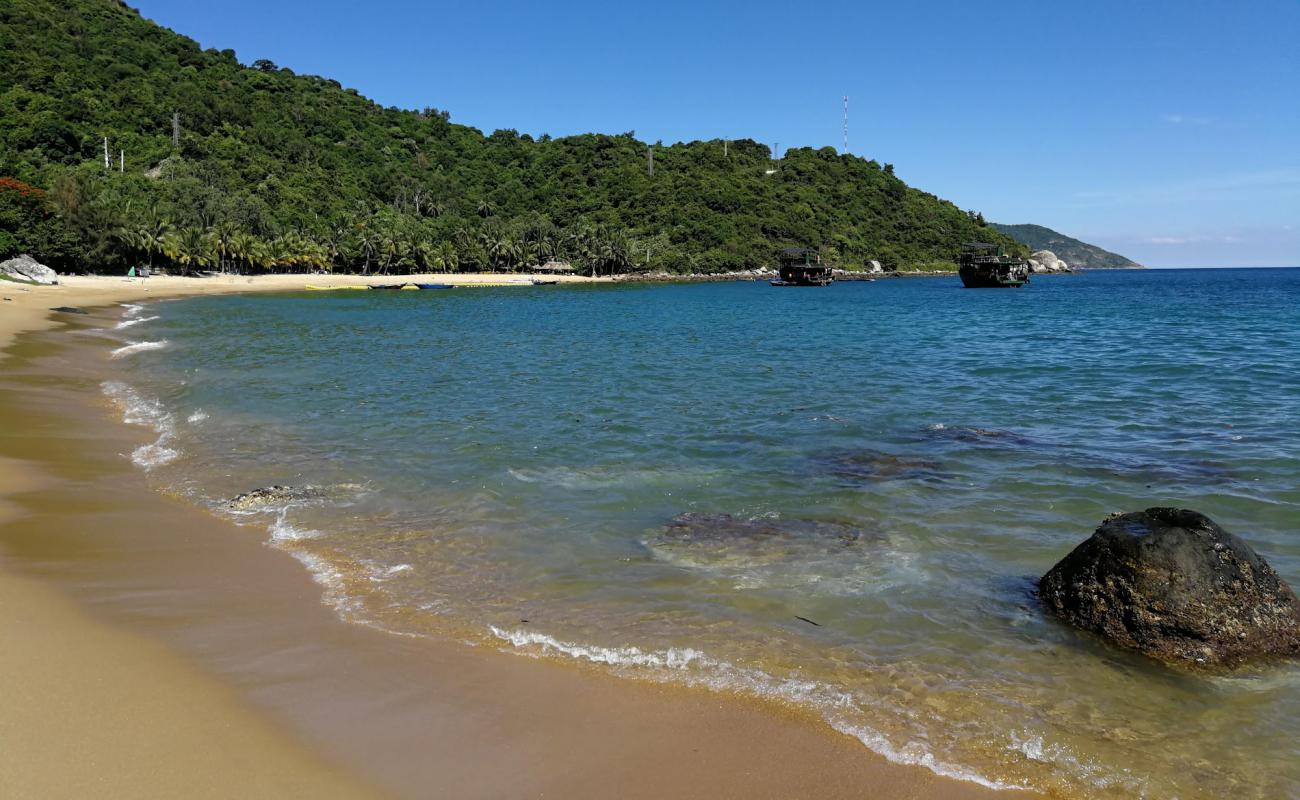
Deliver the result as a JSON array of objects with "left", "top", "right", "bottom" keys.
[{"left": 0, "top": 0, "right": 1023, "bottom": 274}]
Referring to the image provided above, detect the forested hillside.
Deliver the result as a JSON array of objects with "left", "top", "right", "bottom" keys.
[
  {"left": 1, "top": 0, "right": 1023, "bottom": 274},
  {"left": 992, "top": 223, "right": 1141, "bottom": 270}
]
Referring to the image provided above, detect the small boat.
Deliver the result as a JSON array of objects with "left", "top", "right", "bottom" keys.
[
  {"left": 399, "top": 284, "right": 421, "bottom": 291},
  {"left": 771, "top": 247, "right": 833, "bottom": 286},
  {"left": 531, "top": 280, "right": 559, "bottom": 286},
  {"left": 416, "top": 283, "right": 454, "bottom": 290},
  {"left": 958, "top": 243, "right": 1030, "bottom": 288},
  {"left": 368, "top": 283, "right": 412, "bottom": 290},
  {"left": 304, "top": 285, "right": 368, "bottom": 291}
]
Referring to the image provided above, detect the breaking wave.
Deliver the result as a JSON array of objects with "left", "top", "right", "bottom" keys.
[
  {"left": 100, "top": 380, "right": 179, "bottom": 468},
  {"left": 488, "top": 625, "right": 1022, "bottom": 792},
  {"left": 110, "top": 340, "right": 169, "bottom": 358}
]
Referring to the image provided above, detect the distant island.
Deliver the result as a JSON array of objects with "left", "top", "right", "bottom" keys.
[
  {"left": 991, "top": 224, "right": 1142, "bottom": 270},
  {"left": 1, "top": 0, "right": 1031, "bottom": 277}
]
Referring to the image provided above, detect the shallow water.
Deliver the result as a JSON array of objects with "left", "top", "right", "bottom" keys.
[{"left": 104, "top": 270, "right": 1300, "bottom": 797}]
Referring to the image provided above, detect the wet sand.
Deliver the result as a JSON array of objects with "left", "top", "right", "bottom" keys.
[{"left": 0, "top": 278, "right": 1033, "bottom": 798}]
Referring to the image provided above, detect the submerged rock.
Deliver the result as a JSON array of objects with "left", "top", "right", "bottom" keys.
[
  {"left": 50, "top": 306, "right": 87, "bottom": 315},
  {"left": 809, "top": 448, "right": 944, "bottom": 483},
  {"left": 923, "top": 424, "right": 1033, "bottom": 446},
  {"left": 657, "top": 512, "right": 868, "bottom": 546},
  {"left": 1, "top": 254, "right": 59, "bottom": 284},
  {"left": 225, "top": 484, "right": 325, "bottom": 511},
  {"left": 648, "top": 513, "right": 883, "bottom": 573},
  {"left": 1039, "top": 508, "right": 1300, "bottom": 668}
]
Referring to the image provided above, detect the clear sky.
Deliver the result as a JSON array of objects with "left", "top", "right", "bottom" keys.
[{"left": 132, "top": 0, "right": 1298, "bottom": 267}]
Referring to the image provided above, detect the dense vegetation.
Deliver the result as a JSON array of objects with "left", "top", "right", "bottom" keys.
[
  {"left": 992, "top": 223, "right": 1141, "bottom": 270},
  {"left": 1, "top": 0, "right": 1024, "bottom": 275}
]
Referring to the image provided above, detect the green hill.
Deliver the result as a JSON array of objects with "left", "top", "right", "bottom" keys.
[
  {"left": 991, "top": 223, "right": 1141, "bottom": 270},
  {"left": 0, "top": 0, "right": 1024, "bottom": 274}
]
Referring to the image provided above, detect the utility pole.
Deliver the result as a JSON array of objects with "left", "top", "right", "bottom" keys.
[
  {"left": 723, "top": 139, "right": 728, "bottom": 158},
  {"left": 103, "top": 136, "right": 110, "bottom": 169},
  {"left": 647, "top": 144, "right": 653, "bottom": 177},
  {"left": 773, "top": 142, "right": 779, "bottom": 161},
  {"left": 172, "top": 112, "right": 180, "bottom": 148},
  {"left": 119, "top": 149, "right": 124, "bottom": 173},
  {"left": 843, "top": 95, "right": 849, "bottom": 154}
]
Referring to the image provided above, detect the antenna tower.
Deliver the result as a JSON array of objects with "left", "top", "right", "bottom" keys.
[{"left": 842, "top": 95, "right": 849, "bottom": 153}]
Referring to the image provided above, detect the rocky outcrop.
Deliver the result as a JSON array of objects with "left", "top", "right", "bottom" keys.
[
  {"left": 1027, "top": 249, "right": 1070, "bottom": 274},
  {"left": 0, "top": 254, "right": 58, "bottom": 285},
  {"left": 225, "top": 485, "right": 324, "bottom": 511},
  {"left": 1039, "top": 508, "right": 1300, "bottom": 668},
  {"left": 866, "top": 260, "right": 884, "bottom": 274}
]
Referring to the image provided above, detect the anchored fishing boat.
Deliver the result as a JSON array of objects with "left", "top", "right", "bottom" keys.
[
  {"left": 770, "top": 247, "right": 833, "bottom": 287},
  {"left": 958, "top": 243, "right": 1030, "bottom": 288}
]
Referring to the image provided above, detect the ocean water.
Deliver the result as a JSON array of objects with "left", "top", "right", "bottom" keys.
[{"left": 103, "top": 270, "right": 1300, "bottom": 798}]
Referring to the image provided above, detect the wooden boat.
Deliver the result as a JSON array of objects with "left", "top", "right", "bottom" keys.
[
  {"left": 958, "top": 243, "right": 1030, "bottom": 288},
  {"left": 771, "top": 248, "right": 833, "bottom": 286},
  {"left": 304, "top": 285, "right": 368, "bottom": 291},
  {"left": 416, "top": 283, "right": 454, "bottom": 290},
  {"left": 531, "top": 280, "right": 560, "bottom": 286}
]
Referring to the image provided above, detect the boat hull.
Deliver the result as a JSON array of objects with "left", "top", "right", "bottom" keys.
[{"left": 958, "top": 267, "right": 1028, "bottom": 288}]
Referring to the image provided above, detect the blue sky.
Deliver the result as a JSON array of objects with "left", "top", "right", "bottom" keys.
[{"left": 134, "top": 0, "right": 1298, "bottom": 267}]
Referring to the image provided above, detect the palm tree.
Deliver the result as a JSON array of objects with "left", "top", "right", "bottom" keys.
[
  {"left": 165, "top": 227, "right": 212, "bottom": 273},
  {"left": 432, "top": 240, "right": 459, "bottom": 273}
]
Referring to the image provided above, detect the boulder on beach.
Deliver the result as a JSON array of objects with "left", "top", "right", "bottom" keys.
[
  {"left": 1027, "top": 250, "right": 1070, "bottom": 274},
  {"left": 1039, "top": 508, "right": 1300, "bottom": 668},
  {"left": 866, "top": 260, "right": 884, "bottom": 274},
  {"left": 1, "top": 254, "right": 59, "bottom": 285}
]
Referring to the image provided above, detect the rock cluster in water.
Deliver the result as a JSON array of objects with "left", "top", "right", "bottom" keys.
[
  {"left": 1, "top": 253, "right": 59, "bottom": 284},
  {"left": 225, "top": 484, "right": 325, "bottom": 511},
  {"left": 1027, "top": 249, "right": 1071, "bottom": 274},
  {"left": 1039, "top": 508, "right": 1300, "bottom": 668}
]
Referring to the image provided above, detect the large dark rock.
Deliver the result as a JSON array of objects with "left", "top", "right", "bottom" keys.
[{"left": 1039, "top": 508, "right": 1300, "bottom": 668}]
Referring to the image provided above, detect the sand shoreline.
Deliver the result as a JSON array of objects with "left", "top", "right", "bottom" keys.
[{"left": 0, "top": 276, "right": 1033, "bottom": 798}]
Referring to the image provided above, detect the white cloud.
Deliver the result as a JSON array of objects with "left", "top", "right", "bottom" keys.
[
  {"left": 1163, "top": 113, "right": 1211, "bottom": 126},
  {"left": 1142, "top": 234, "right": 1243, "bottom": 245}
]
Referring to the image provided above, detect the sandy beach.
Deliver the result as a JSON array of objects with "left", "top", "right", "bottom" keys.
[{"left": 0, "top": 274, "right": 1032, "bottom": 799}]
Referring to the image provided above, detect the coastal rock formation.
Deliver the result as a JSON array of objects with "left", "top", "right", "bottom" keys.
[
  {"left": 225, "top": 484, "right": 325, "bottom": 511},
  {"left": 1039, "top": 508, "right": 1300, "bottom": 668},
  {"left": 0, "top": 254, "right": 59, "bottom": 285},
  {"left": 1027, "top": 250, "right": 1071, "bottom": 274},
  {"left": 866, "top": 260, "right": 884, "bottom": 274},
  {"left": 50, "top": 306, "right": 87, "bottom": 314}
]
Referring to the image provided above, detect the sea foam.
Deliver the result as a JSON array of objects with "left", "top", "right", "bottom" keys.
[
  {"left": 101, "top": 381, "right": 179, "bottom": 468},
  {"left": 110, "top": 340, "right": 169, "bottom": 358},
  {"left": 114, "top": 314, "right": 160, "bottom": 330},
  {"left": 487, "top": 624, "right": 1022, "bottom": 791}
]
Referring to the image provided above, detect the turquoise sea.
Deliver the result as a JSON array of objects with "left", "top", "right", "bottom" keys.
[{"left": 103, "top": 269, "right": 1300, "bottom": 798}]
